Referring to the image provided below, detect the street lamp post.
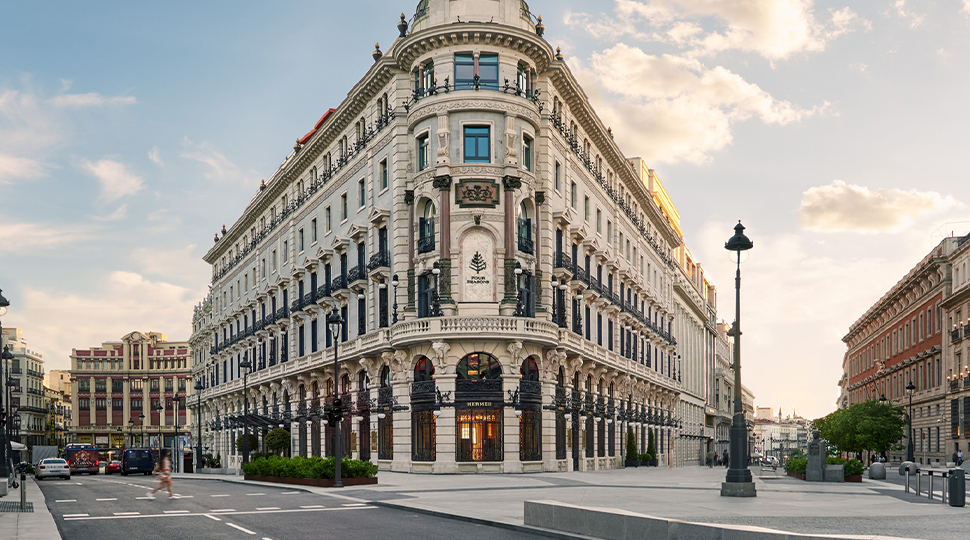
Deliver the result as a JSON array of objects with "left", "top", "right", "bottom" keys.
[
  {"left": 172, "top": 394, "right": 181, "bottom": 473},
  {"left": 239, "top": 354, "right": 251, "bottom": 466},
  {"left": 722, "top": 221, "right": 756, "bottom": 498},
  {"left": 127, "top": 419, "right": 134, "bottom": 448},
  {"left": 0, "top": 289, "right": 11, "bottom": 489},
  {"left": 138, "top": 413, "right": 145, "bottom": 447},
  {"left": 154, "top": 403, "right": 163, "bottom": 453},
  {"left": 194, "top": 380, "right": 204, "bottom": 473},
  {"left": 327, "top": 310, "right": 345, "bottom": 488},
  {"left": 906, "top": 380, "right": 916, "bottom": 462}
]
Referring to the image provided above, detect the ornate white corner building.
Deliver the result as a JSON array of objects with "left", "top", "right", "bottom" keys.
[{"left": 190, "top": 0, "right": 724, "bottom": 474}]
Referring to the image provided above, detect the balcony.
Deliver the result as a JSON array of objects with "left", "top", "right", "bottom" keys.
[
  {"left": 348, "top": 266, "right": 365, "bottom": 286},
  {"left": 417, "top": 234, "right": 435, "bottom": 255},
  {"left": 953, "top": 329, "right": 962, "bottom": 342},
  {"left": 367, "top": 251, "right": 391, "bottom": 273},
  {"left": 554, "top": 252, "right": 572, "bottom": 274},
  {"left": 517, "top": 236, "right": 534, "bottom": 255},
  {"left": 331, "top": 274, "right": 348, "bottom": 292}
]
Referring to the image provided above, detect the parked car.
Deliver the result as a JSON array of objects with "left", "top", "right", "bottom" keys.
[
  {"left": 105, "top": 460, "right": 122, "bottom": 474},
  {"left": 35, "top": 458, "right": 71, "bottom": 480},
  {"left": 121, "top": 448, "right": 155, "bottom": 476}
]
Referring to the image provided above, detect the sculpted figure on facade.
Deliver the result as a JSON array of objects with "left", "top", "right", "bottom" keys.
[{"left": 431, "top": 341, "right": 451, "bottom": 373}]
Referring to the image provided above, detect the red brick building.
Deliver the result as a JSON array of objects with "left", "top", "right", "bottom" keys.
[
  {"left": 840, "top": 238, "right": 960, "bottom": 465},
  {"left": 70, "top": 331, "right": 191, "bottom": 451}
]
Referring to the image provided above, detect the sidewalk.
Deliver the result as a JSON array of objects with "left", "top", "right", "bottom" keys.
[
  {"left": 175, "top": 466, "right": 967, "bottom": 540},
  {"left": 0, "top": 477, "right": 62, "bottom": 540}
]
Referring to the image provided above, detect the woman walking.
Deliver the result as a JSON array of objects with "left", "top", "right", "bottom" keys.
[{"left": 148, "top": 449, "right": 174, "bottom": 499}]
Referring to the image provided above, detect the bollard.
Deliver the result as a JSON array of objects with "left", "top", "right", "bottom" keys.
[
  {"left": 916, "top": 470, "right": 920, "bottom": 496},
  {"left": 928, "top": 473, "right": 933, "bottom": 500},
  {"left": 948, "top": 468, "right": 966, "bottom": 507},
  {"left": 19, "top": 467, "right": 26, "bottom": 511},
  {"left": 905, "top": 468, "right": 910, "bottom": 493}
]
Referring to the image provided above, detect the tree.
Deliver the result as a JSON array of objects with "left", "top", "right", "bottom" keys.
[
  {"left": 815, "top": 401, "right": 906, "bottom": 455},
  {"left": 265, "top": 428, "right": 291, "bottom": 455},
  {"left": 236, "top": 433, "right": 259, "bottom": 453},
  {"left": 647, "top": 429, "right": 657, "bottom": 457},
  {"left": 626, "top": 430, "right": 638, "bottom": 459}
]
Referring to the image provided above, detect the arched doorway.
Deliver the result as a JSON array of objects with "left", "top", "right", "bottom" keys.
[
  {"left": 519, "top": 357, "right": 541, "bottom": 462},
  {"left": 411, "top": 356, "right": 436, "bottom": 462},
  {"left": 455, "top": 352, "right": 503, "bottom": 462},
  {"left": 378, "top": 366, "right": 393, "bottom": 460}
]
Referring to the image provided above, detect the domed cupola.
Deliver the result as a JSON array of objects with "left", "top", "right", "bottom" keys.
[{"left": 411, "top": 0, "right": 534, "bottom": 34}]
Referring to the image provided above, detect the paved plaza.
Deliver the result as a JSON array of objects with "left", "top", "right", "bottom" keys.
[{"left": 5, "top": 465, "right": 970, "bottom": 539}]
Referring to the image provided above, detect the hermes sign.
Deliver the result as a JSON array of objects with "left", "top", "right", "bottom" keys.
[{"left": 455, "top": 179, "right": 499, "bottom": 208}]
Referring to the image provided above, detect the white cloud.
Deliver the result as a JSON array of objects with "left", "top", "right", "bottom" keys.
[
  {"left": 48, "top": 92, "right": 137, "bottom": 108},
  {"left": 963, "top": 0, "right": 970, "bottom": 15},
  {"left": 10, "top": 271, "right": 202, "bottom": 372},
  {"left": 799, "top": 180, "right": 960, "bottom": 233},
  {"left": 891, "top": 0, "right": 925, "bottom": 29},
  {"left": 77, "top": 158, "right": 144, "bottom": 201},
  {"left": 693, "top": 221, "right": 933, "bottom": 419},
  {"left": 148, "top": 145, "right": 163, "bottom": 166},
  {"left": 128, "top": 244, "right": 209, "bottom": 286},
  {"left": 575, "top": 45, "right": 824, "bottom": 164},
  {"left": 93, "top": 204, "right": 128, "bottom": 222},
  {"left": 568, "top": 0, "right": 869, "bottom": 62},
  {"left": 180, "top": 138, "right": 256, "bottom": 184},
  {"left": 0, "top": 153, "right": 47, "bottom": 183},
  {"left": 0, "top": 220, "right": 95, "bottom": 255}
]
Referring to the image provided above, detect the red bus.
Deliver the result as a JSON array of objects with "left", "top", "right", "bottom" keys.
[{"left": 65, "top": 443, "right": 99, "bottom": 475}]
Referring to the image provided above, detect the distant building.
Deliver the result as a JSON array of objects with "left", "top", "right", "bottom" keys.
[
  {"left": 46, "top": 369, "right": 73, "bottom": 398},
  {"left": 840, "top": 237, "right": 960, "bottom": 465},
  {"left": 70, "top": 331, "right": 192, "bottom": 451},
  {"left": 943, "top": 232, "right": 970, "bottom": 459},
  {"left": 45, "top": 386, "right": 70, "bottom": 448},
  {"left": 2, "top": 327, "right": 49, "bottom": 449}
]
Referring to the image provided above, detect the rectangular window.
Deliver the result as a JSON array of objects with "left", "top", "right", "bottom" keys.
[
  {"left": 570, "top": 182, "right": 577, "bottom": 208},
  {"left": 95, "top": 379, "right": 106, "bottom": 392},
  {"left": 282, "top": 240, "right": 289, "bottom": 263},
  {"left": 111, "top": 379, "right": 123, "bottom": 393},
  {"left": 341, "top": 193, "right": 348, "bottom": 220},
  {"left": 325, "top": 206, "right": 332, "bottom": 232},
  {"left": 554, "top": 161, "right": 561, "bottom": 192},
  {"left": 298, "top": 228, "right": 304, "bottom": 252},
  {"left": 96, "top": 399, "right": 106, "bottom": 410},
  {"left": 454, "top": 53, "right": 476, "bottom": 89},
  {"left": 478, "top": 53, "right": 499, "bottom": 89},
  {"left": 463, "top": 126, "right": 490, "bottom": 163},
  {"left": 596, "top": 209, "right": 601, "bottom": 233},
  {"left": 584, "top": 196, "right": 590, "bottom": 221},
  {"left": 271, "top": 250, "right": 277, "bottom": 272},
  {"left": 417, "top": 134, "right": 430, "bottom": 171},
  {"left": 131, "top": 379, "right": 142, "bottom": 390},
  {"left": 311, "top": 218, "right": 317, "bottom": 242},
  {"left": 131, "top": 399, "right": 142, "bottom": 410},
  {"left": 607, "top": 220, "right": 612, "bottom": 241},
  {"left": 359, "top": 178, "right": 366, "bottom": 208},
  {"left": 522, "top": 135, "right": 532, "bottom": 171},
  {"left": 379, "top": 159, "right": 388, "bottom": 190},
  {"left": 261, "top": 258, "right": 266, "bottom": 278}
]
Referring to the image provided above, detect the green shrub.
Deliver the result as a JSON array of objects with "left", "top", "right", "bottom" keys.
[
  {"left": 265, "top": 428, "right": 291, "bottom": 455},
  {"left": 639, "top": 453, "right": 653, "bottom": 462},
  {"left": 236, "top": 433, "right": 259, "bottom": 453},
  {"left": 626, "top": 431, "right": 638, "bottom": 459},
  {"left": 784, "top": 457, "right": 807, "bottom": 474},
  {"left": 242, "top": 455, "right": 377, "bottom": 479},
  {"left": 843, "top": 459, "right": 864, "bottom": 477},
  {"left": 647, "top": 430, "right": 657, "bottom": 457},
  {"left": 826, "top": 456, "right": 846, "bottom": 466}
]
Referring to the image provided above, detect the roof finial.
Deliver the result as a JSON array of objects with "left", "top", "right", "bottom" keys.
[
  {"left": 535, "top": 16, "right": 545, "bottom": 37},
  {"left": 555, "top": 47, "right": 563, "bottom": 61},
  {"left": 373, "top": 42, "right": 383, "bottom": 62},
  {"left": 397, "top": 13, "right": 409, "bottom": 38}
]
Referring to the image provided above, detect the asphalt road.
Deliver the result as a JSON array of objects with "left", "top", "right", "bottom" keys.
[{"left": 36, "top": 475, "right": 543, "bottom": 540}]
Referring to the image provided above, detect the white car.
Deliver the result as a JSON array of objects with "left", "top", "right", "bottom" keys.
[{"left": 35, "top": 458, "right": 71, "bottom": 480}]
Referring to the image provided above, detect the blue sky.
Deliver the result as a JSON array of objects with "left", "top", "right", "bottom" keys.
[{"left": 1, "top": 0, "right": 968, "bottom": 419}]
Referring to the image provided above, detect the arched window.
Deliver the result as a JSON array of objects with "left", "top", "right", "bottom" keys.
[
  {"left": 358, "top": 370, "right": 369, "bottom": 390},
  {"left": 340, "top": 374, "right": 351, "bottom": 394},
  {"left": 414, "top": 356, "right": 435, "bottom": 382},
  {"left": 520, "top": 357, "right": 539, "bottom": 382},
  {"left": 380, "top": 366, "right": 391, "bottom": 388},
  {"left": 418, "top": 201, "right": 436, "bottom": 254},
  {"left": 457, "top": 352, "right": 502, "bottom": 381}
]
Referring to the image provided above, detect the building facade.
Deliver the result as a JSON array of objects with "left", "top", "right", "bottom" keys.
[
  {"left": 944, "top": 232, "right": 970, "bottom": 460},
  {"left": 194, "top": 0, "right": 722, "bottom": 473},
  {"left": 2, "top": 328, "right": 48, "bottom": 449},
  {"left": 70, "top": 331, "right": 192, "bottom": 451},
  {"left": 840, "top": 238, "right": 958, "bottom": 465}
]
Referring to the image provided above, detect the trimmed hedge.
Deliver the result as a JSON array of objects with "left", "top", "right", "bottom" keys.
[
  {"left": 784, "top": 457, "right": 807, "bottom": 474},
  {"left": 241, "top": 455, "right": 377, "bottom": 480}
]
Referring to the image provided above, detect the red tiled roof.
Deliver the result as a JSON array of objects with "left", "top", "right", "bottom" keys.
[{"left": 298, "top": 108, "right": 336, "bottom": 145}]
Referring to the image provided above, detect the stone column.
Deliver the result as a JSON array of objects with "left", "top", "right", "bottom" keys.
[
  {"left": 391, "top": 377, "right": 411, "bottom": 472},
  {"left": 432, "top": 175, "right": 453, "bottom": 305},
  {"left": 503, "top": 371, "right": 523, "bottom": 473},
  {"left": 502, "top": 175, "right": 522, "bottom": 311},
  {"left": 405, "top": 190, "right": 415, "bottom": 312},
  {"left": 541, "top": 377, "right": 558, "bottom": 472},
  {"left": 434, "top": 373, "right": 457, "bottom": 473},
  {"left": 534, "top": 191, "right": 544, "bottom": 311}
]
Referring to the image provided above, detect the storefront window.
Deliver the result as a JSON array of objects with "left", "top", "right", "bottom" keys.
[{"left": 456, "top": 408, "right": 502, "bottom": 462}]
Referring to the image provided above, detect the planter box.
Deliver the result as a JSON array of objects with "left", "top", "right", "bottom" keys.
[
  {"left": 787, "top": 471, "right": 806, "bottom": 480},
  {"left": 244, "top": 474, "right": 378, "bottom": 488},
  {"left": 624, "top": 460, "right": 639, "bottom": 468},
  {"left": 845, "top": 474, "right": 862, "bottom": 483},
  {"left": 648, "top": 459, "right": 658, "bottom": 467}
]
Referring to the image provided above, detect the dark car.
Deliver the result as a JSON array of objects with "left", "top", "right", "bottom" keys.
[
  {"left": 105, "top": 460, "right": 122, "bottom": 474},
  {"left": 121, "top": 448, "right": 155, "bottom": 476}
]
